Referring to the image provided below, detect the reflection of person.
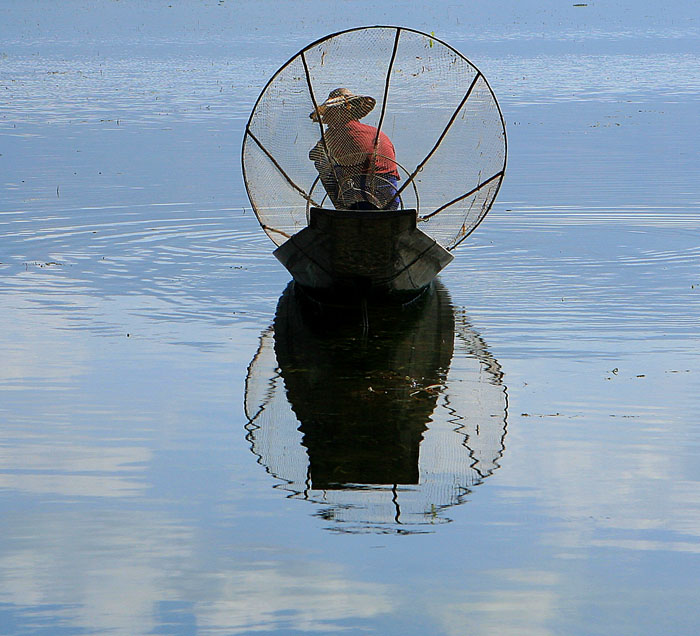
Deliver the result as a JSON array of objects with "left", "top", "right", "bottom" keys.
[
  {"left": 309, "top": 88, "right": 400, "bottom": 210},
  {"left": 273, "top": 281, "right": 455, "bottom": 491}
]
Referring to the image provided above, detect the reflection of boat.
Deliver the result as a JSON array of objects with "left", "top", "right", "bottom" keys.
[
  {"left": 273, "top": 207, "right": 453, "bottom": 302},
  {"left": 244, "top": 281, "right": 508, "bottom": 533}
]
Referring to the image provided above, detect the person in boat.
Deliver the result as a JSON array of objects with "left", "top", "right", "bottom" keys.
[{"left": 309, "top": 88, "right": 400, "bottom": 211}]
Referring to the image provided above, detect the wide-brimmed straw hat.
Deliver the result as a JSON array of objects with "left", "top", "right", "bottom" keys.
[{"left": 309, "top": 88, "right": 376, "bottom": 122}]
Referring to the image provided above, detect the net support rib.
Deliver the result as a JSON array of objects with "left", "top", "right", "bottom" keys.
[
  {"left": 245, "top": 130, "right": 320, "bottom": 207},
  {"left": 371, "top": 28, "right": 401, "bottom": 176},
  {"left": 301, "top": 50, "right": 343, "bottom": 201},
  {"left": 260, "top": 224, "right": 292, "bottom": 240},
  {"left": 389, "top": 71, "right": 482, "bottom": 206},
  {"left": 421, "top": 170, "right": 504, "bottom": 220}
]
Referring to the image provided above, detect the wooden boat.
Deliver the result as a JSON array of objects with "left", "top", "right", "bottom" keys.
[{"left": 273, "top": 206, "right": 453, "bottom": 303}]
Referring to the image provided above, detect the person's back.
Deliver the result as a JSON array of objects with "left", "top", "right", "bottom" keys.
[
  {"left": 325, "top": 120, "right": 398, "bottom": 176},
  {"left": 309, "top": 88, "right": 400, "bottom": 210}
]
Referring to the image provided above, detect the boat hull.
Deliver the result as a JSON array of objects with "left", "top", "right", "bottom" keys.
[{"left": 273, "top": 207, "right": 453, "bottom": 303}]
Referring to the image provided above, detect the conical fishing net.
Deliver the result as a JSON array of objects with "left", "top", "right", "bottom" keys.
[{"left": 242, "top": 26, "right": 506, "bottom": 250}]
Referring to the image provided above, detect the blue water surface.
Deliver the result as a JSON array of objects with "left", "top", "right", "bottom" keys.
[{"left": 1, "top": 2, "right": 699, "bottom": 634}]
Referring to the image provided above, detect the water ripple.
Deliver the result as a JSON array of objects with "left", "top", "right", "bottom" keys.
[{"left": 0, "top": 202, "right": 282, "bottom": 330}]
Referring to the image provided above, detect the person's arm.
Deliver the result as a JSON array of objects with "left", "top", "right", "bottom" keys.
[{"left": 309, "top": 140, "right": 327, "bottom": 162}]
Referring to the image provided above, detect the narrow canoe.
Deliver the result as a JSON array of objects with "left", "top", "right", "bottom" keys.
[{"left": 273, "top": 206, "right": 453, "bottom": 304}]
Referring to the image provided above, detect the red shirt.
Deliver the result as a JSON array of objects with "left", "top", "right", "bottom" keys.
[{"left": 326, "top": 120, "right": 399, "bottom": 179}]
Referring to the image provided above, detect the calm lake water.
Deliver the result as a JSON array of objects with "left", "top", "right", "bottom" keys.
[{"left": 2, "top": 2, "right": 699, "bottom": 634}]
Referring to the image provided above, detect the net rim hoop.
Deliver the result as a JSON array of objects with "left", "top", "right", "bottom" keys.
[{"left": 241, "top": 25, "right": 508, "bottom": 248}]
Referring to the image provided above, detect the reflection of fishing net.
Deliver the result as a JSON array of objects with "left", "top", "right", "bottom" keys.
[
  {"left": 243, "top": 283, "right": 507, "bottom": 534},
  {"left": 242, "top": 26, "right": 506, "bottom": 250}
]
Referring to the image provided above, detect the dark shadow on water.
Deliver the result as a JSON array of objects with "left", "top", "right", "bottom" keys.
[{"left": 244, "top": 280, "right": 508, "bottom": 534}]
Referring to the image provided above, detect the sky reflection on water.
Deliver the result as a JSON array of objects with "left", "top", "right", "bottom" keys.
[{"left": 1, "top": 1, "right": 700, "bottom": 634}]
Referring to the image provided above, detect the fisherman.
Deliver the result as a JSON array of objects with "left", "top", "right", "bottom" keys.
[{"left": 309, "top": 88, "right": 400, "bottom": 210}]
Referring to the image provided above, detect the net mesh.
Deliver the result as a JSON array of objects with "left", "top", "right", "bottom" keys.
[{"left": 242, "top": 26, "right": 506, "bottom": 249}]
